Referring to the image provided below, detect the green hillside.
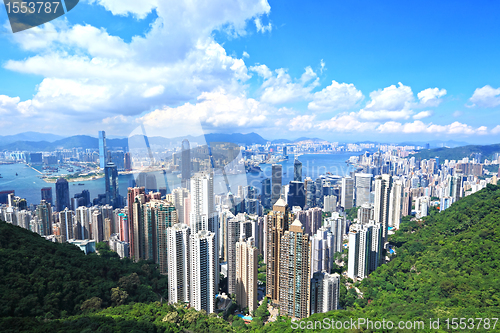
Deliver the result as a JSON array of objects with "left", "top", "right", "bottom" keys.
[
  {"left": 0, "top": 222, "right": 167, "bottom": 319},
  {"left": 1, "top": 184, "right": 500, "bottom": 332},
  {"left": 412, "top": 143, "right": 500, "bottom": 162}
]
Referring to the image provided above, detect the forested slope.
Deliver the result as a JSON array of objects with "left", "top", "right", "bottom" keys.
[{"left": 0, "top": 222, "right": 168, "bottom": 319}]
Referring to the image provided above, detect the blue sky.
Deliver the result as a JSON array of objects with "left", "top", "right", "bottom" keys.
[{"left": 0, "top": 0, "right": 500, "bottom": 143}]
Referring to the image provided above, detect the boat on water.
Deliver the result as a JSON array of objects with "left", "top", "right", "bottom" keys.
[
  {"left": 78, "top": 183, "right": 85, "bottom": 186},
  {"left": 15, "top": 173, "right": 18, "bottom": 176},
  {"left": 245, "top": 165, "right": 263, "bottom": 173}
]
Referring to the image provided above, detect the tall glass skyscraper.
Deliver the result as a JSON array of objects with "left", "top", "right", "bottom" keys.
[
  {"left": 55, "top": 178, "right": 70, "bottom": 212},
  {"left": 294, "top": 158, "right": 302, "bottom": 182},
  {"left": 271, "top": 164, "right": 282, "bottom": 206},
  {"left": 105, "top": 162, "right": 119, "bottom": 208},
  {"left": 99, "top": 131, "right": 107, "bottom": 169}
]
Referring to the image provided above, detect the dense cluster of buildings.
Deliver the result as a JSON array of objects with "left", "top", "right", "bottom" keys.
[{"left": 1, "top": 132, "right": 500, "bottom": 319}]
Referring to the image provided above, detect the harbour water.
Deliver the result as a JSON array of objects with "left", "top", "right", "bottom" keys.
[{"left": 0, "top": 152, "right": 356, "bottom": 206}]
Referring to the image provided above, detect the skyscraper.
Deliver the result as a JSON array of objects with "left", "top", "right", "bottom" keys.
[
  {"left": 189, "top": 230, "right": 217, "bottom": 314},
  {"left": 181, "top": 139, "right": 191, "bottom": 189},
  {"left": 265, "top": 198, "right": 291, "bottom": 305},
  {"left": 310, "top": 272, "right": 340, "bottom": 314},
  {"left": 388, "top": 180, "right": 403, "bottom": 229},
  {"left": 347, "top": 222, "right": 383, "bottom": 279},
  {"left": 373, "top": 174, "right": 392, "bottom": 240},
  {"left": 55, "top": 178, "right": 70, "bottom": 212},
  {"left": 294, "top": 158, "right": 302, "bottom": 182},
  {"left": 287, "top": 181, "right": 305, "bottom": 208},
  {"left": 99, "top": 130, "right": 107, "bottom": 170},
  {"left": 35, "top": 200, "right": 52, "bottom": 236},
  {"left": 271, "top": 164, "right": 282, "bottom": 206},
  {"left": 190, "top": 172, "right": 215, "bottom": 234},
  {"left": 310, "top": 226, "right": 334, "bottom": 278},
  {"left": 105, "top": 162, "right": 120, "bottom": 208},
  {"left": 279, "top": 219, "right": 311, "bottom": 319},
  {"left": 341, "top": 177, "right": 354, "bottom": 210},
  {"left": 235, "top": 236, "right": 258, "bottom": 312},
  {"left": 59, "top": 208, "right": 73, "bottom": 242},
  {"left": 355, "top": 173, "right": 373, "bottom": 206},
  {"left": 261, "top": 178, "right": 271, "bottom": 209},
  {"left": 167, "top": 223, "right": 191, "bottom": 305},
  {"left": 41, "top": 187, "right": 53, "bottom": 206}
]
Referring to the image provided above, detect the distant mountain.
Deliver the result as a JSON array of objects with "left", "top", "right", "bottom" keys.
[
  {"left": 412, "top": 143, "right": 500, "bottom": 162},
  {"left": 399, "top": 140, "right": 469, "bottom": 148},
  {"left": 294, "top": 137, "right": 326, "bottom": 142},
  {"left": 0, "top": 132, "right": 65, "bottom": 144},
  {"left": 0, "top": 132, "right": 268, "bottom": 151}
]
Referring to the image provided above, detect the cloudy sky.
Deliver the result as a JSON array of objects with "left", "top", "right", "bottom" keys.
[{"left": 1, "top": 0, "right": 500, "bottom": 143}]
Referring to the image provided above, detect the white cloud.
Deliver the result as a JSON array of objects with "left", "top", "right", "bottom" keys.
[
  {"left": 453, "top": 110, "right": 463, "bottom": 117},
  {"left": 142, "top": 85, "right": 165, "bottom": 98},
  {"left": 242, "top": 51, "right": 250, "bottom": 58},
  {"left": 288, "top": 114, "right": 316, "bottom": 131},
  {"left": 250, "top": 64, "right": 272, "bottom": 79},
  {"left": 491, "top": 125, "right": 500, "bottom": 135},
  {"left": 315, "top": 113, "right": 378, "bottom": 132},
  {"left": 254, "top": 17, "right": 272, "bottom": 33},
  {"left": 256, "top": 67, "right": 319, "bottom": 104},
  {"left": 0, "top": 95, "right": 21, "bottom": 115},
  {"left": 376, "top": 120, "right": 486, "bottom": 135},
  {"left": 417, "top": 87, "right": 447, "bottom": 106},
  {"left": 468, "top": 85, "right": 500, "bottom": 108},
  {"left": 319, "top": 59, "right": 326, "bottom": 74},
  {"left": 308, "top": 80, "right": 363, "bottom": 112},
  {"left": 413, "top": 110, "right": 433, "bottom": 120},
  {"left": 359, "top": 82, "right": 414, "bottom": 120}
]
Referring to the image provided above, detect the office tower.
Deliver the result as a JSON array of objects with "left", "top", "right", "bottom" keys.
[
  {"left": 287, "top": 181, "right": 305, "bottom": 209},
  {"left": 305, "top": 178, "right": 316, "bottom": 207},
  {"left": 55, "top": 178, "right": 70, "bottom": 212},
  {"left": 144, "top": 200, "right": 178, "bottom": 274},
  {"left": 265, "top": 198, "right": 291, "bottom": 305},
  {"left": 124, "top": 152, "right": 132, "bottom": 171},
  {"left": 235, "top": 237, "right": 258, "bottom": 312},
  {"left": 99, "top": 130, "right": 107, "bottom": 169},
  {"left": 261, "top": 178, "right": 271, "bottom": 209},
  {"left": 341, "top": 177, "right": 354, "bottom": 210},
  {"left": 172, "top": 187, "right": 190, "bottom": 225},
  {"left": 35, "top": 200, "right": 52, "bottom": 236},
  {"left": 279, "top": 219, "right": 311, "bottom": 319},
  {"left": 271, "top": 164, "right": 282, "bottom": 206},
  {"left": 227, "top": 213, "right": 252, "bottom": 295},
  {"left": 357, "top": 203, "right": 374, "bottom": 224},
  {"left": 181, "top": 139, "right": 191, "bottom": 189},
  {"left": 41, "top": 187, "right": 53, "bottom": 206},
  {"left": 127, "top": 187, "right": 146, "bottom": 260},
  {"left": 189, "top": 230, "right": 217, "bottom": 314},
  {"left": 167, "top": 223, "right": 191, "bottom": 304},
  {"left": 310, "top": 272, "right": 340, "bottom": 314},
  {"left": 310, "top": 227, "right": 334, "bottom": 278},
  {"left": 105, "top": 162, "right": 120, "bottom": 208},
  {"left": 323, "top": 195, "right": 337, "bottom": 213},
  {"left": 91, "top": 210, "right": 104, "bottom": 243},
  {"left": 294, "top": 158, "right": 302, "bottom": 182},
  {"left": 355, "top": 173, "right": 373, "bottom": 206},
  {"left": 388, "top": 180, "right": 403, "bottom": 229}
]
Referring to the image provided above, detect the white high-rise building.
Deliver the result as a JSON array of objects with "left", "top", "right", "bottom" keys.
[
  {"left": 355, "top": 173, "right": 373, "bottom": 207},
  {"left": 347, "top": 222, "right": 383, "bottom": 280},
  {"left": 373, "top": 174, "right": 392, "bottom": 240},
  {"left": 172, "top": 187, "right": 190, "bottom": 225},
  {"left": 310, "top": 226, "right": 334, "bottom": 278},
  {"left": 235, "top": 236, "right": 258, "bottom": 312},
  {"left": 167, "top": 223, "right": 191, "bottom": 305},
  {"left": 324, "top": 216, "right": 344, "bottom": 254},
  {"left": 189, "top": 230, "right": 217, "bottom": 314},
  {"left": 310, "top": 272, "right": 340, "bottom": 314},
  {"left": 190, "top": 172, "right": 214, "bottom": 234},
  {"left": 341, "top": 177, "right": 354, "bottom": 210},
  {"left": 323, "top": 195, "right": 337, "bottom": 213},
  {"left": 388, "top": 180, "right": 403, "bottom": 229},
  {"left": 227, "top": 213, "right": 252, "bottom": 295}
]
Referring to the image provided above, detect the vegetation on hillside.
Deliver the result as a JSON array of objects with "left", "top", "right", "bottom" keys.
[
  {"left": 412, "top": 143, "right": 500, "bottom": 162},
  {"left": 1, "top": 184, "right": 500, "bottom": 332},
  {"left": 0, "top": 222, "right": 168, "bottom": 319}
]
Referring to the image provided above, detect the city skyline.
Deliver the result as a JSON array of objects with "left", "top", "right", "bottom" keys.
[{"left": 0, "top": 1, "right": 499, "bottom": 143}]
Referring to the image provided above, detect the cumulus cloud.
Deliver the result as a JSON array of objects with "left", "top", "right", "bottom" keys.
[
  {"left": 468, "top": 85, "right": 500, "bottom": 108},
  {"left": 254, "top": 66, "right": 319, "bottom": 104},
  {"left": 417, "top": 87, "right": 447, "bottom": 106},
  {"left": 315, "top": 113, "right": 378, "bottom": 132},
  {"left": 308, "top": 80, "right": 363, "bottom": 112},
  {"left": 288, "top": 114, "right": 316, "bottom": 131},
  {"left": 413, "top": 110, "right": 433, "bottom": 120},
  {"left": 255, "top": 17, "right": 272, "bottom": 33},
  {"left": 491, "top": 125, "right": 500, "bottom": 135},
  {"left": 376, "top": 120, "right": 487, "bottom": 135},
  {"left": 358, "top": 82, "right": 414, "bottom": 120}
]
